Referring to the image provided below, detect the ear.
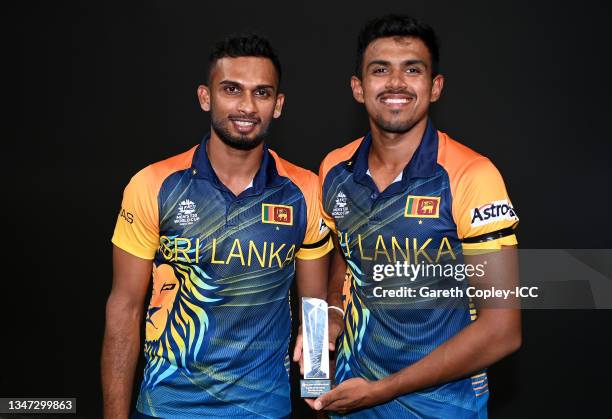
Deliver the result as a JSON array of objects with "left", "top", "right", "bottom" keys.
[
  {"left": 273, "top": 93, "right": 285, "bottom": 119},
  {"left": 430, "top": 74, "right": 445, "bottom": 103},
  {"left": 350, "top": 76, "right": 365, "bottom": 104},
  {"left": 197, "top": 85, "right": 211, "bottom": 112}
]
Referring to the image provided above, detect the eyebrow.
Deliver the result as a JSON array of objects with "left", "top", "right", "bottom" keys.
[
  {"left": 367, "top": 59, "right": 428, "bottom": 68},
  {"left": 253, "top": 84, "right": 275, "bottom": 91},
  {"left": 219, "top": 80, "right": 276, "bottom": 91},
  {"left": 403, "top": 59, "right": 428, "bottom": 68},
  {"left": 367, "top": 60, "right": 391, "bottom": 69}
]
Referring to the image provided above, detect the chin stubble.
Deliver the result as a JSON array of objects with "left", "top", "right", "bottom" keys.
[{"left": 211, "top": 117, "right": 268, "bottom": 151}]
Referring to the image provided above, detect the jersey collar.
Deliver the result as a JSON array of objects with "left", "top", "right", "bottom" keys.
[
  {"left": 350, "top": 118, "right": 439, "bottom": 193},
  {"left": 190, "top": 133, "right": 285, "bottom": 195}
]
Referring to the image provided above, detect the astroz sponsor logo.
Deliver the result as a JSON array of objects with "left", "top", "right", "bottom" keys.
[
  {"left": 120, "top": 208, "right": 134, "bottom": 224},
  {"left": 319, "top": 218, "right": 329, "bottom": 235},
  {"left": 470, "top": 200, "right": 518, "bottom": 227}
]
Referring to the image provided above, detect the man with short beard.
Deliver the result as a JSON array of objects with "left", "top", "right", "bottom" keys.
[
  {"left": 311, "top": 15, "right": 521, "bottom": 418},
  {"left": 102, "top": 34, "right": 332, "bottom": 419}
]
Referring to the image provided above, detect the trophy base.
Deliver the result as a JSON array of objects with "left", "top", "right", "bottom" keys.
[{"left": 301, "top": 379, "right": 331, "bottom": 398}]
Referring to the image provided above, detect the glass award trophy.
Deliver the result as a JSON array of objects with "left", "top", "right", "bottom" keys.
[{"left": 300, "top": 297, "right": 332, "bottom": 397}]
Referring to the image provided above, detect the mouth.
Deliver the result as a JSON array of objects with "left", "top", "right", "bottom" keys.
[
  {"left": 379, "top": 94, "right": 415, "bottom": 108},
  {"left": 229, "top": 117, "right": 260, "bottom": 134}
]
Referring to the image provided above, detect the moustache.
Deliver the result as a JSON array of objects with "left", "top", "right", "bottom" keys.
[
  {"left": 377, "top": 90, "right": 417, "bottom": 99},
  {"left": 228, "top": 114, "right": 261, "bottom": 123}
]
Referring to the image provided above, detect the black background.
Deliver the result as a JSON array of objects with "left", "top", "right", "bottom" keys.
[{"left": 5, "top": 1, "right": 612, "bottom": 418}]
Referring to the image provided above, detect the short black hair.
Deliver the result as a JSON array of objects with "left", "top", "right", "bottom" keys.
[
  {"left": 356, "top": 14, "right": 440, "bottom": 78},
  {"left": 208, "top": 33, "right": 282, "bottom": 85}
]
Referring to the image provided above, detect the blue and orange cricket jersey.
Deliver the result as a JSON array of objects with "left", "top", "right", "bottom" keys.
[
  {"left": 112, "top": 135, "right": 332, "bottom": 418},
  {"left": 319, "top": 120, "right": 518, "bottom": 418}
]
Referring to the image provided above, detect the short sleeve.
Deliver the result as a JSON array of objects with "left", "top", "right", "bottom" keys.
[
  {"left": 453, "top": 158, "right": 519, "bottom": 252},
  {"left": 295, "top": 173, "right": 333, "bottom": 260},
  {"left": 111, "top": 166, "right": 160, "bottom": 259},
  {"left": 318, "top": 157, "right": 338, "bottom": 235}
]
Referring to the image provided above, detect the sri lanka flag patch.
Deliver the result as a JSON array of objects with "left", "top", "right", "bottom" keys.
[
  {"left": 404, "top": 196, "right": 441, "bottom": 218},
  {"left": 262, "top": 204, "right": 293, "bottom": 225}
]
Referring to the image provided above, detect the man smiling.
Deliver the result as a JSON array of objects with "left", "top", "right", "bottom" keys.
[
  {"left": 102, "top": 34, "right": 332, "bottom": 418},
  {"left": 315, "top": 15, "right": 521, "bottom": 418}
]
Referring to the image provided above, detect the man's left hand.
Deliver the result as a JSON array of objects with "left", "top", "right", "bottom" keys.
[{"left": 305, "top": 377, "right": 386, "bottom": 413}]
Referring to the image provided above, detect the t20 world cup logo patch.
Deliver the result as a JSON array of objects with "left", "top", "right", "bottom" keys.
[
  {"left": 174, "top": 199, "right": 200, "bottom": 226},
  {"left": 262, "top": 204, "right": 293, "bottom": 226},
  {"left": 404, "top": 195, "right": 441, "bottom": 218}
]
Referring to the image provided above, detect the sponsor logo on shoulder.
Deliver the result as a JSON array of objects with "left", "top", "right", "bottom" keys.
[
  {"left": 120, "top": 207, "right": 134, "bottom": 224},
  {"left": 332, "top": 191, "right": 350, "bottom": 218},
  {"left": 319, "top": 218, "right": 329, "bottom": 235},
  {"left": 174, "top": 199, "right": 200, "bottom": 226},
  {"left": 262, "top": 203, "right": 293, "bottom": 226},
  {"left": 470, "top": 200, "right": 518, "bottom": 227}
]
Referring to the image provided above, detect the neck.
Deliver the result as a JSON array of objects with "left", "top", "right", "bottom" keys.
[
  {"left": 207, "top": 132, "right": 263, "bottom": 186},
  {"left": 369, "top": 116, "right": 429, "bottom": 169}
]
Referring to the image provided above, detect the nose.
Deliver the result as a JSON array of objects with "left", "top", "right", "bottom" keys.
[
  {"left": 385, "top": 68, "right": 407, "bottom": 90},
  {"left": 238, "top": 92, "right": 256, "bottom": 114}
]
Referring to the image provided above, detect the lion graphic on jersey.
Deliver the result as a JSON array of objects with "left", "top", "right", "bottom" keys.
[{"left": 142, "top": 262, "right": 220, "bottom": 389}]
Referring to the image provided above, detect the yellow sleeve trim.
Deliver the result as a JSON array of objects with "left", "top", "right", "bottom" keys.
[
  {"left": 462, "top": 234, "right": 517, "bottom": 255},
  {"left": 296, "top": 238, "right": 334, "bottom": 260}
]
